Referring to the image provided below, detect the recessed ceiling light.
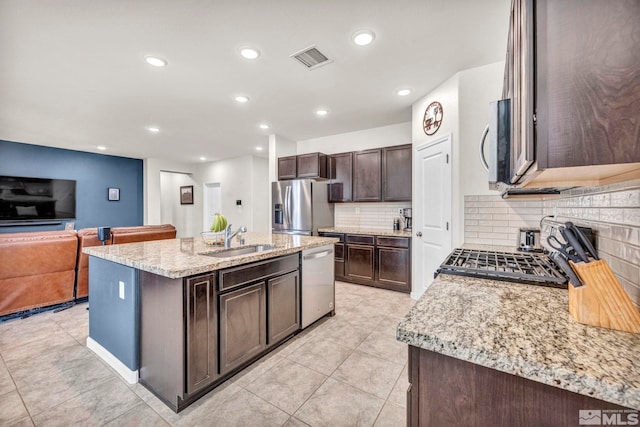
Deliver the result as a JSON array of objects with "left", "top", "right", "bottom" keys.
[
  {"left": 144, "top": 56, "right": 167, "bottom": 67},
  {"left": 199, "top": 156, "right": 207, "bottom": 161},
  {"left": 97, "top": 146, "right": 106, "bottom": 151},
  {"left": 255, "top": 147, "right": 263, "bottom": 151},
  {"left": 147, "top": 126, "right": 160, "bottom": 133},
  {"left": 353, "top": 30, "right": 375, "bottom": 46},
  {"left": 240, "top": 47, "right": 260, "bottom": 59},
  {"left": 258, "top": 123, "right": 270, "bottom": 129},
  {"left": 316, "top": 109, "right": 329, "bottom": 116},
  {"left": 235, "top": 95, "right": 250, "bottom": 103},
  {"left": 397, "top": 89, "right": 411, "bottom": 96}
]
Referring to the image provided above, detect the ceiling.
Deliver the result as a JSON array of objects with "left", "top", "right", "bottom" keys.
[{"left": 0, "top": 0, "right": 510, "bottom": 164}]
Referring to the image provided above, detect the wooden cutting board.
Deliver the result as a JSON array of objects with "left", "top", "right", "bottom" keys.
[{"left": 568, "top": 260, "right": 640, "bottom": 333}]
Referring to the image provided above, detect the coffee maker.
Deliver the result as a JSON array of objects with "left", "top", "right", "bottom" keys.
[{"left": 402, "top": 208, "right": 412, "bottom": 231}]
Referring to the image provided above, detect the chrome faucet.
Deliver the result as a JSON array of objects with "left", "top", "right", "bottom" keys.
[{"left": 224, "top": 224, "right": 247, "bottom": 248}]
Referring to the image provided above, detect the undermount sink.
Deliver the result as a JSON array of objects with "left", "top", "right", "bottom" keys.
[{"left": 203, "top": 245, "right": 276, "bottom": 258}]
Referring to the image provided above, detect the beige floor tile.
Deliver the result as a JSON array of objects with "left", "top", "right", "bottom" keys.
[
  {"left": 229, "top": 352, "right": 284, "bottom": 388},
  {"left": 388, "top": 364, "right": 409, "bottom": 408},
  {"left": 357, "top": 330, "right": 408, "bottom": 364},
  {"left": 177, "top": 388, "right": 289, "bottom": 427},
  {"left": 373, "top": 401, "right": 406, "bottom": 427},
  {"left": 0, "top": 328, "right": 77, "bottom": 363},
  {"left": 31, "top": 377, "right": 141, "bottom": 427},
  {"left": 286, "top": 338, "right": 353, "bottom": 376},
  {"left": 6, "top": 417, "right": 35, "bottom": 427},
  {"left": 0, "top": 389, "right": 30, "bottom": 425},
  {"left": 102, "top": 402, "right": 169, "bottom": 427},
  {"left": 19, "top": 354, "right": 115, "bottom": 415},
  {"left": 294, "top": 377, "right": 385, "bottom": 427},
  {"left": 376, "top": 316, "right": 403, "bottom": 337},
  {"left": 332, "top": 350, "right": 403, "bottom": 400},
  {"left": 0, "top": 314, "right": 61, "bottom": 352},
  {"left": 282, "top": 416, "right": 311, "bottom": 427},
  {"left": 0, "top": 357, "right": 16, "bottom": 395},
  {"left": 316, "top": 317, "right": 372, "bottom": 349},
  {"left": 246, "top": 358, "right": 327, "bottom": 414}
]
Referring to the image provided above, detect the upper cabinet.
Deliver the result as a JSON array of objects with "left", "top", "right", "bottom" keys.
[
  {"left": 506, "top": 0, "right": 640, "bottom": 188},
  {"left": 382, "top": 144, "right": 412, "bottom": 201},
  {"left": 328, "top": 152, "right": 353, "bottom": 203},
  {"left": 353, "top": 149, "right": 383, "bottom": 202},
  {"left": 277, "top": 153, "right": 327, "bottom": 180}
]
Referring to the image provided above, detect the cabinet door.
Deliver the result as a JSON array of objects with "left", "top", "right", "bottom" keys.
[
  {"left": 376, "top": 247, "right": 411, "bottom": 292},
  {"left": 278, "top": 156, "right": 297, "bottom": 180},
  {"left": 328, "top": 152, "right": 353, "bottom": 202},
  {"left": 353, "top": 149, "right": 382, "bottom": 202},
  {"left": 267, "top": 271, "right": 300, "bottom": 345},
  {"left": 334, "top": 243, "right": 345, "bottom": 279},
  {"left": 536, "top": 0, "right": 640, "bottom": 168},
  {"left": 219, "top": 282, "right": 266, "bottom": 375},
  {"left": 297, "top": 153, "right": 327, "bottom": 179},
  {"left": 345, "top": 244, "right": 375, "bottom": 283},
  {"left": 382, "top": 144, "right": 412, "bottom": 201},
  {"left": 185, "top": 274, "right": 217, "bottom": 394}
]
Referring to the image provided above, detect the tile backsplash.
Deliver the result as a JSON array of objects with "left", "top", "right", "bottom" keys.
[
  {"left": 464, "top": 178, "right": 640, "bottom": 307},
  {"left": 334, "top": 202, "right": 410, "bottom": 231}
]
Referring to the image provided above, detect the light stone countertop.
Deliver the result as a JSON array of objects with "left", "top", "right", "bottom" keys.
[
  {"left": 318, "top": 227, "right": 412, "bottom": 238},
  {"left": 84, "top": 232, "right": 338, "bottom": 279},
  {"left": 397, "top": 273, "right": 640, "bottom": 409}
]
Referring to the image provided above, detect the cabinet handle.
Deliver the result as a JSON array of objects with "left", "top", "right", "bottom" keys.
[
  {"left": 416, "top": 232, "right": 422, "bottom": 237},
  {"left": 479, "top": 123, "right": 490, "bottom": 172}
]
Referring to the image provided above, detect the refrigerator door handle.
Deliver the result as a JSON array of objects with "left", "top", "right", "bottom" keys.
[{"left": 285, "top": 185, "right": 291, "bottom": 225}]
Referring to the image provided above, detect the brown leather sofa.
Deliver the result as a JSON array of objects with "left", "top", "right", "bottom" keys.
[
  {"left": 0, "top": 224, "right": 177, "bottom": 316},
  {"left": 0, "top": 230, "right": 78, "bottom": 316},
  {"left": 75, "top": 224, "right": 176, "bottom": 298}
]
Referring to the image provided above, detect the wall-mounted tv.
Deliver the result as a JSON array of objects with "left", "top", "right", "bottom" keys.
[{"left": 0, "top": 175, "right": 76, "bottom": 222}]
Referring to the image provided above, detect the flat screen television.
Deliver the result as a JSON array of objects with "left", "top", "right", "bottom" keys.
[{"left": 0, "top": 175, "right": 76, "bottom": 222}]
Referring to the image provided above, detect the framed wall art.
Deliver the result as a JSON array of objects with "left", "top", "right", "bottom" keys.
[
  {"left": 180, "top": 185, "right": 194, "bottom": 205},
  {"left": 108, "top": 187, "right": 120, "bottom": 201}
]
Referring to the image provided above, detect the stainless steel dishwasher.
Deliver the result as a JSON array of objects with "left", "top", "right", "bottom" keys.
[{"left": 301, "top": 244, "right": 335, "bottom": 328}]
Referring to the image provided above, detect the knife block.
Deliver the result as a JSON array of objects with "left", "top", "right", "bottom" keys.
[{"left": 568, "top": 260, "right": 640, "bottom": 333}]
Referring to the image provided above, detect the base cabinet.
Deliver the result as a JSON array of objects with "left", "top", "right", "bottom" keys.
[
  {"left": 407, "top": 345, "right": 627, "bottom": 426},
  {"left": 345, "top": 244, "right": 375, "bottom": 283},
  {"left": 219, "top": 282, "right": 267, "bottom": 375},
  {"left": 267, "top": 271, "right": 300, "bottom": 344}
]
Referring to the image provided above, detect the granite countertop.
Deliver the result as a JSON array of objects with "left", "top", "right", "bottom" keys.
[
  {"left": 397, "top": 274, "right": 640, "bottom": 409},
  {"left": 318, "top": 227, "right": 412, "bottom": 238},
  {"left": 84, "top": 232, "right": 338, "bottom": 279}
]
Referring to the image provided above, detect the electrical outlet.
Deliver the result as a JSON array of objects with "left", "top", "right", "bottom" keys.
[
  {"left": 119, "top": 281, "right": 125, "bottom": 300},
  {"left": 399, "top": 208, "right": 404, "bottom": 216}
]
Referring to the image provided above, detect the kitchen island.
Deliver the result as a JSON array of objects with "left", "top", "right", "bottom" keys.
[
  {"left": 84, "top": 232, "right": 337, "bottom": 412},
  {"left": 397, "top": 273, "right": 640, "bottom": 426}
]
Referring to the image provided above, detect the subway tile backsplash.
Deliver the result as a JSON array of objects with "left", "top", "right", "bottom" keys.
[
  {"left": 464, "top": 178, "right": 640, "bottom": 307},
  {"left": 334, "top": 202, "right": 410, "bottom": 231}
]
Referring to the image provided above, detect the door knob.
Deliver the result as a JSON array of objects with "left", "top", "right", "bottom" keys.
[{"left": 416, "top": 232, "right": 422, "bottom": 237}]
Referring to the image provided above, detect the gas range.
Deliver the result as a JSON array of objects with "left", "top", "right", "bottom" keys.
[{"left": 438, "top": 248, "right": 568, "bottom": 289}]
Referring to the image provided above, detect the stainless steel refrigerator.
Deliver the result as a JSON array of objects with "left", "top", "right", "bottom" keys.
[{"left": 271, "top": 180, "right": 334, "bottom": 235}]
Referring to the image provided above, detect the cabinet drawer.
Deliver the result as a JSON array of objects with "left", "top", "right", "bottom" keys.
[
  {"left": 377, "top": 236, "right": 410, "bottom": 248},
  {"left": 320, "top": 232, "right": 345, "bottom": 242},
  {"left": 219, "top": 254, "right": 299, "bottom": 292},
  {"left": 346, "top": 234, "right": 375, "bottom": 245}
]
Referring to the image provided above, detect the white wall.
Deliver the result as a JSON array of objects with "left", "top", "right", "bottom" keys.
[
  {"left": 268, "top": 134, "right": 296, "bottom": 182},
  {"left": 144, "top": 158, "right": 194, "bottom": 225},
  {"left": 159, "top": 171, "right": 199, "bottom": 238},
  {"left": 251, "top": 155, "right": 270, "bottom": 233},
  {"left": 297, "top": 122, "right": 411, "bottom": 154},
  {"left": 194, "top": 155, "right": 269, "bottom": 234}
]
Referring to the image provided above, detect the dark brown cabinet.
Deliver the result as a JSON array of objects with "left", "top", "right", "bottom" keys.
[
  {"left": 218, "top": 282, "right": 266, "bottom": 375},
  {"left": 328, "top": 153, "right": 353, "bottom": 202},
  {"left": 277, "top": 153, "right": 327, "bottom": 180},
  {"left": 504, "top": 0, "right": 640, "bottom": 188},
  {"left": 353, "top": 149, "right": 382, "bottom": 202},
  {"left": 318, "top": 232, "right": 345, "bottom": 279},
  {"left": 185, "top": 274, "right": 218, "bottom": 394},
  {"left": 376, "top": 237, "right": 411, "bottom": 292},
  {"left": 382, "top": 144, "right": 412, "bottom": 201},
  {"left": 345, "top": 235, "right": 376, "bottom": 284},
  {"left": 267, "top": 271, "right": 300, "bottom": 344},
  {"left": 277, "top": 156, "right": 297, "bottom": 180}
]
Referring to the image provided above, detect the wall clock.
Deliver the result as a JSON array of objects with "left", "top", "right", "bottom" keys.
[{"left": 423, "top": 101, "right": 443, "bottom": 136}]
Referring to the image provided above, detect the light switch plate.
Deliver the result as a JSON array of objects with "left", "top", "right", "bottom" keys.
[{"left": 118, "top": 281, "right": 125, "bottom": 300}]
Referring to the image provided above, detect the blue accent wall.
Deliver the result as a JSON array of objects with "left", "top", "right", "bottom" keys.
[{"left": 0, "top": 140, "right": 143, "bottom": 233}]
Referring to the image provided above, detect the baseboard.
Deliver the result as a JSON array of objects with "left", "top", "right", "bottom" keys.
[{"left": 87, "top": 337, "right": 138, "bottom": 384}]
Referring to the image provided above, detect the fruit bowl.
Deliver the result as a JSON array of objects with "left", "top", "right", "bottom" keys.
[{"left": 201, "top": 231, "right": 225, "bottom": 245}]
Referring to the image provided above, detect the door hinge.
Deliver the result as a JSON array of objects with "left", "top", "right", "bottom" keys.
[
  {"left": 533, "top": 112, "right": 537, "bottom": 125},
  {"left": 446, "top": 154, "right": 449, "bottom": 164},
  {"left": 446, "top": 222, "right": 449, "bottom": 231}
]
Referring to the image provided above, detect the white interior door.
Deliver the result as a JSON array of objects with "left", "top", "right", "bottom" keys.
[
  {"left": 412, "top": 135, "right": 452, "bottom": 299},
  {"left": 203, "top": 183, "right": 222, "bottom": 232}
]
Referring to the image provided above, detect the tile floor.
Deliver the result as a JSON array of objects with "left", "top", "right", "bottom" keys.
[{"left": 0, "top": 281, "right": 415, "bottom": 426}]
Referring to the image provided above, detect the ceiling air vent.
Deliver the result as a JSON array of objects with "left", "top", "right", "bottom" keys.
[{"left": 290, "top": 45, "right": 332, "bottom": 70}]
